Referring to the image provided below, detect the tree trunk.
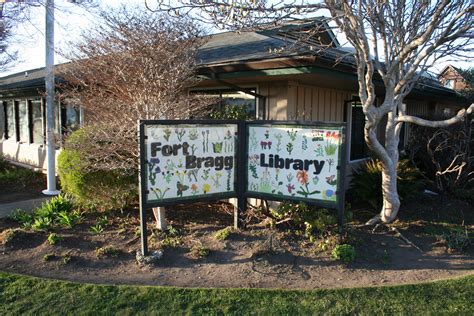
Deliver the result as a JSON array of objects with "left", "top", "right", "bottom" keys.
[{"left": 380, "top": 162, "right": 401, "bottom": 223}]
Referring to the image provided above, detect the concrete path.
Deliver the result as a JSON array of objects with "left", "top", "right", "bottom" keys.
[{"left": 0, "top": 197, "right": 51, "bottom": 218}]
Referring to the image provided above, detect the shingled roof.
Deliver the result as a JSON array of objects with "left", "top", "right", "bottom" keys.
[{"left": 0, "top": 19, "right": 462, "bottom": 101}]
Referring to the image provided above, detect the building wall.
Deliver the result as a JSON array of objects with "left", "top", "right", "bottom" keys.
[
  {"left": 259, "top": 81, "right": 353, "bottom": 122},
  {"left": 1, "top": 97, "right": 81, "bottom": 171},
  {"left": 438, "top": 67, "right": 469, "bottom": 91}
]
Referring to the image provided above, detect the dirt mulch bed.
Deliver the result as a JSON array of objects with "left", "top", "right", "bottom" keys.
[{"left": 0, "top": 196, "right": 473, "bottom": 290}]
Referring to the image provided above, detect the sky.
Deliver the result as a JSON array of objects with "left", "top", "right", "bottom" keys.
[{"left": 1, "top": 0, "right": 472, "bottom": 77}]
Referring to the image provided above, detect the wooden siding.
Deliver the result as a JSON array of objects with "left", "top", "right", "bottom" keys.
[
  {"left": 259, "top": 81, "right": 353, "bottom": 121},
  {"left": 289, "top": 83, "right": 352, "bottom": 122}
]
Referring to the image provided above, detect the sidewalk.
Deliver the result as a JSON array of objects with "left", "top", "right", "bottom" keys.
[{"left": 0, "top": 197, "right": 50, "bottom": 218}]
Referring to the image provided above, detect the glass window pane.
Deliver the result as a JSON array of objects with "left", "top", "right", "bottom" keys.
[
  {"left": 18, "top": 100, "right": 29, "bottom": 143},
  {"left": 0, "top": 103, "right": 4, "bottom": 139},
  {"left": 221, "top": 90, "right": 256, "bottom": 117},
  {"left": 6, "top": 101, "right": 15, "bottom": 140},
  {"left": 350, "top": 102, "right": 368, "bottom": 160},
  {"left": 65, "top": 105, "right": 80, "bottom": 132},
  {"left": 31, "top": 99, "right": 44, "bottom": 144},
  {"left": 53, "top": 101, "right": 61, "bottom": 134}
]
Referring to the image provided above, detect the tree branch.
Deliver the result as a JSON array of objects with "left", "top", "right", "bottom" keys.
[{"left": 396, "top": 104, "right": 474, "bottom": 127}]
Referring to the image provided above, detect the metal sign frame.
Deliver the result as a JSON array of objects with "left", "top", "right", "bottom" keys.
[{"left": 138, "top": 119, "right": 347, "bottom": 256}]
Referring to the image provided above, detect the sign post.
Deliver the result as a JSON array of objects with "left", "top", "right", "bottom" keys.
[{"left": 138, "top": 119, "right": 347, "bottom": 256}]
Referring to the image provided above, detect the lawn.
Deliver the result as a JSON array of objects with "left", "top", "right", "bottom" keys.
[{"left": 0, "top": 272, "right": 472, "bottom": 315}]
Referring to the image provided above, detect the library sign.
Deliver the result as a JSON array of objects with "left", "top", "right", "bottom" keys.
[{"left": 138, "top": 120, "right": 346, "bottom": 255}]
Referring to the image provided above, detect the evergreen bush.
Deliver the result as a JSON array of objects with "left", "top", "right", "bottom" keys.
[{"left": 57, "top": 128, "right": 137, "bottom": 211}]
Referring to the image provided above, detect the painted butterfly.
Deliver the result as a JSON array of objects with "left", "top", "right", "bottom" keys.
[{"left": 176, "top": 181, "right": 189, "bottom": 197}]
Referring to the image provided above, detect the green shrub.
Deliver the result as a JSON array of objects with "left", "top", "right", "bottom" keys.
[
  {"left": 58, "top": 128, "right": 137, "bottom": 211},
  {"left": 0, "top": 154, "right": 8, "bottom": 173},
  {"left": 349, "top": 159, "right": 424, "bottom": 210},
  {"left": 210, "top": 104, "right": 253, "bottom": 120},
  {"left": 215, "top": 227, "right": 232, "bottom": 241},
  {"left": 332, "top": 244, "right": 356, "bottom": 264},
  {"left": 272, "top": 202, "right": 340, "bottom": 238},
  {"left": 0, "top": 163, "right": 43, "bottom": 187},
  {"left": 96, "top": 246, "right": 120, "bottom": 258}
]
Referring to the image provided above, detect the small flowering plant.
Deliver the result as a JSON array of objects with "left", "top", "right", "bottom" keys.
[{"left": 296, "top": 170, "right": 320, "bottom": 197}]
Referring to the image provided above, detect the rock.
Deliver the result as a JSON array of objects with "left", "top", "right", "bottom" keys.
[{"left": 136, "top": 250, "right": 163, "bottom": 265}]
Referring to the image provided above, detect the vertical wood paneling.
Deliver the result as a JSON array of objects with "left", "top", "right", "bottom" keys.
[
  {"left": 287, "top": 84, "right": 297, "bottom": 120},
  {"left": 297, "top": 87, "right": 305, "bottom": 120},
  {"left": 318, "top": 88, "right": 325, "bottom": 120},
  {"left": 304, "top": 88, "right": 312, "bottom": 121},
  {"left": 276, "top": 84, "right": 288, "bottom": 120},
  {"left": 312, "top": 88, "right": 319, "bottom": 121},
  {"left": 324, "top": 89, "right": 331, "bottom": 121}
]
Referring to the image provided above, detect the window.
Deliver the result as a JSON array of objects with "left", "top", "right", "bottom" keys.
[
  {"left": 31, "top": 99, "right": 44, "bottom": 144},
  {"left": 61, "top": 104, "right": 81, "bottom": 134},
  {"left": 191, "top": 88, "right": 257, "bottom": 118},
  {"left": 444, "top": 79, "right": 454, "bottom": 89},
  {"left": 18, "top": 100, "right": 29, "bottom": 143},
  {"left": 347, "top": 100, "right": 369, "bottom": 161},
  {"left": 1, "top": 98, "right": 82, "bottom": 145},
  {"left": 5, "top": 101, "right": 15, "bottom": 140}
]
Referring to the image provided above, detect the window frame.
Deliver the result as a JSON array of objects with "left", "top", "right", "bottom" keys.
[
  {"left": 188, "top": 85, "right": 261, "bottom": 119},
  {"left": 345, "top": 96, "right": 371, "bottom": 163}
]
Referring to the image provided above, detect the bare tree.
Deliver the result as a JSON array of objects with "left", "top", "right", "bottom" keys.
[
  {"left": 59, "top": 6, "right": 211, "bottom": 172},
  {"left": 153, "top": 0, "right": 474, "bottom": 224},
  {"left": 0, "top": 3, "right": 24, "bottom": 70}
]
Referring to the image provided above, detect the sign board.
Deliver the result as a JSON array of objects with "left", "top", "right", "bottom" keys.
[
  {"left": 245, "top": 123, "right": 345, "bottom": 207},
  {"left": 141, "top": 121, "right": 239, "bottom": 206},
  {"left": 138, "top": 119, "right": 346, "bottom": 255}
]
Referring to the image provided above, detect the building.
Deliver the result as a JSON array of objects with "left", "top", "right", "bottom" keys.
[
  {"left": 0, "top": 20, "right": 468, "bottom": 171},
  {"left": 438, "top": 65, "right": 471, "bottom": 91}
]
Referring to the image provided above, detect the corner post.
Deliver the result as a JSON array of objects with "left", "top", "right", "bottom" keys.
[
  {"left": 337, "top": 123, "right": 348, "bottom": 235},
  {"left": 138, "top": 121, "right": 148, "bottom": 256},
  {"left": 235, "top": 120, "right": 247, "bottom": 229}
]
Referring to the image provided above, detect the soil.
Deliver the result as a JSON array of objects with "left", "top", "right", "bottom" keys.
[{"left": 0, "top": 195, "right": 473, "bottom": 290}]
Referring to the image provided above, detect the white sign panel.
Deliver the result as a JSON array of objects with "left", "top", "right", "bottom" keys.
[
  {"left": 144, "top": 124, "right": 238, "bottom": 203},
  {"left": 247, "top": 124, "right": 343, "bottom": 204}
]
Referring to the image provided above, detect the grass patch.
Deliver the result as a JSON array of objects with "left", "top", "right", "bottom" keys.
[{"left": 0, "top": 272, "right": 473, "bottom": 314}]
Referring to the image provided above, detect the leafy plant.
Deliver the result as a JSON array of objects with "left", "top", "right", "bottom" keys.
[
  {"left": 90, "top": 215, "right": 109, "bottom": 234},
  {"left": 96, "top": 246, "right": 120, "bottom": 258},
  {"left": 57, "top": 211, "right": 83, "bottom": 228},
  {"left": 349, "top": 159, "right": 424, "bottom": 210},
  {"left": 215, "top": 227, "right": 232, "bottom": 241},
  {"left": 438, "top": 228, "right": 471, "bottom": 252},
  {"left": 332, "top": 244, "right": 356, "bottom": 264},
  {"left": 272, "top": 202, "right": 338, "bottom": 238},
  {"left": 189, "top": 244, "right": 210, "bottom": 258},
  {"left": 43, "top": 253, "right": 56, "bottom": 262},
  {"left": 90, "top": 224, "right": 104, "bottom": 234},
  {"left": 161, "top": 236, "right": 183, "bottom": 248},
  {"left": 31, "top": 217, "right": 54, "bottom": 231},
  {"left": 47, "top": 233, "right": 63, "bottom": 245},
  {"left": 9, "top": 209, "right": 34, "bottom": 228}
]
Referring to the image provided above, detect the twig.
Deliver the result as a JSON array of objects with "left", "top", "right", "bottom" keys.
[
  {"left": 390, "top": 227, "right": 423, "bottom": 253},
  {"left": 275, "top": 218, "right": 293, "bottom": 225}
]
